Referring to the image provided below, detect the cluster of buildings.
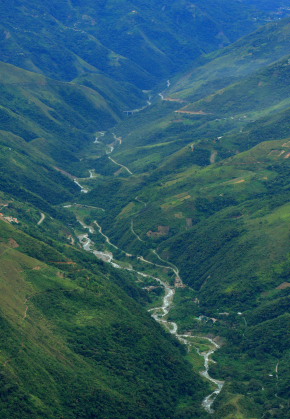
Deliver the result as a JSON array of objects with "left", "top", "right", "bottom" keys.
[{"left": 0, "top": 212, "right": 19, "bottom": 224}]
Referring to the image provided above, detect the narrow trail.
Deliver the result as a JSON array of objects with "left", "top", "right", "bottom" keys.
[
  {"left": 128, "top": 217, "right": 182, "bottom": 283},
  {"left": 137, "top": 255, "right": 179, "bottom": 279},
  {"left": 130, "top": 220, "right": 144, "bottom": 242},
  {"left": 37, "top": 212, "right": 45, "bottom": 225},
  {"left": 210, "top": 150, "right": 218, "bottom": 164},
  {"left": 94, "top": 131, "right": 105, "bottom": 143},
  {"left": 135, "top": 196, "right": 147, "bottom": 207},
  {"left": 158, "top": 79, "right": 171, "bottom": 101},
  {"left": 73, "top": 131, "right": 134, "bottom": 192},
  {"left": 106, "top": 145, "right": 114, "bottom": 155},
  {"left": 93, "top": 221, "right": 119, "bottom": 251},
  {"left": 23, "top": 301, "right": 29, "bottom": 320},
  {"left": 89, "top": 169, "right": 96, "bottom": 178},
  {"left": 151, "top": 249, "right": 180, "bottom": 279},
  {"left": 112, "top": 133, "right": 122, "bottom": 144},
  {"left": 76, "top": 217, "right": 224, "bottom": 412},
  {"left": 107, "top": 134, "right": 133, "bottom": 174},
  {"left": 108, "top": 156, "right": 133, "bottom": 175},
  {"left": 123, "top": 94, "right": 153, "bottom": 115}
]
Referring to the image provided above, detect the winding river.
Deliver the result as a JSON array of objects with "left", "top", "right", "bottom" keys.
[
  {"left": 76, "top": 217, "right": 224, "bottom": 413},
  {"left": 74, "top": 103, "right": 224, "bottom": 411}
]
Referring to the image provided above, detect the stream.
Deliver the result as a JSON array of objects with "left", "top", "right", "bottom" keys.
[{"left": 76, "top": 217, "right": 224, "bottom": 413}]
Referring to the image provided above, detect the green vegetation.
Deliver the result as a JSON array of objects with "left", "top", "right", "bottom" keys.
[
  {"left": 0, "top": 218, "right": 208, "bottom": 419},
  {"left": 0, "top": 3, "right": 290, "bottom": 418}
]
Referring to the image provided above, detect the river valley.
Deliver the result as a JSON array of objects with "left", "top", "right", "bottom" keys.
[
  {"left": 75, "top": 216, "right": 224, "bottom": 413},
  {"left": 69, "top": 80, "right": 226, "bottom": 412}
]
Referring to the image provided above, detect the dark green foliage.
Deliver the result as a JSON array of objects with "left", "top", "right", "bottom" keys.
[
  {"left": 0, "top": 218, "right": 207, "bottom": 419},
  {"left": 0, "top": 4, "right": 290, "bottom": 419}
]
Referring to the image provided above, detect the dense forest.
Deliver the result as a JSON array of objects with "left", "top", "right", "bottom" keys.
[{"left": 0, "top": 1, "right": 289, "bottom": 418}]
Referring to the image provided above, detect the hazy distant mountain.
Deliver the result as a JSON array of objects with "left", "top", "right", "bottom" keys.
[{"left": 0, "top": 0, "right": 281, "bottom": 87}]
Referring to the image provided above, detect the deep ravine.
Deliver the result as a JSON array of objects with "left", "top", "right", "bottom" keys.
[{"left": 76, "top": 218, "right": 224, "bottom": 413}]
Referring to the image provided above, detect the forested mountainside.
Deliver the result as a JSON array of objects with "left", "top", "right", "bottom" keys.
[
  {"left": 0, "top": 0, "right": 285, "bottom": 87},
  {"left": 0, "top": 1, "right": 289, "bottom": 419}
]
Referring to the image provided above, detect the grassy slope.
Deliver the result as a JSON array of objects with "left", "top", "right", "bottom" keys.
[
  {"left": 0, "top": 218, "right": 208, "bottom": 419},
  {"left": 182, "top": 56, "right": 290, "bottom": 117},
  {"left": 242, "top": 0, "right": 290, "bottom": 13}
]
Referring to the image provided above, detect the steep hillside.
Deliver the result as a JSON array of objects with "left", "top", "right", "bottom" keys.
[
  {"left": 179, "top": 56, "right": 290, "bottom": 117},
  {"left": 75, "top": 17, "right": 290, "bottom": 178},
  {"left": 159, "top": 141, "right": 290, "bottom": 419},
  {"left": 0, "top": 219, "right": 207, "bottom": 419},
  {"left": 0, "top": 3, "right": 290, "bottom": 419},
  {"left": 0, "top": 35, "right": 210, "bottom": 419},
  {"left": 0, "top": 60, "right": 148, "bottom": 182},
  {"left": 169, "top": 17, "right": 290, "bottom": 102}
]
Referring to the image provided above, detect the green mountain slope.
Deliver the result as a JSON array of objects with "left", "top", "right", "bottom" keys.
[
  {"left": 161, "top": 142, "right": 290, "bottom": 419},
  {"left": 182, "top": 56, "right": 290, "bottom": 117},
  {"left": 0, "top": 212, "right": 207, "bottom": 419},
  {"left": 0, "top": 60, "right": 148, "bottom": 179},
  {"left": 169, "top": 17, "right": 290, "bottom": 102},
  {"left": 0, "top": 3, "right": 290, "bottom": 419},
  {"left": 243, "top": 0, "right": 290, "bottom": 15}
]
